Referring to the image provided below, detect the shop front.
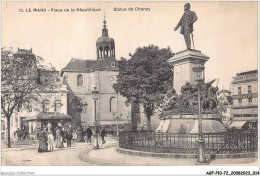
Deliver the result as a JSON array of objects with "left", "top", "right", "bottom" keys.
[{"left": 231, "top": 107, "right": 258, "bottom": 130}]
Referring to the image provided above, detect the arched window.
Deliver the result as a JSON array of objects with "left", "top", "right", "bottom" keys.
[
  {"left": 104, "top": 46, "right": 110, "bottom": 57},
  {"left": 99, "top": 47, "right": 103, "bottom": 58},
  {"left": 77, "top": 74, "right": 83, "bottom": 86},
  {"left": 110, "top": 97, "right": 117, "bottom": 112}
]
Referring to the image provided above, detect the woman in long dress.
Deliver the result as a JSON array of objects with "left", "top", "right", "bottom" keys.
[
  {"left": 38, "top": 129, "right": 48, "bottom": 152},
  {"left": 48, "top": 130, "right": 54, "bottom": 151},
  {"left": 55, "top": 127, "right": 64, "bottom": 148}
]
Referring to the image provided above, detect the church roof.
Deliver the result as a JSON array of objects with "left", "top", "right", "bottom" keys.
[
  {"left": 61, "top": 58, "right": 96, "bottom": 72},
  {"left": 61, "top": 17, "right": 118, "bottom": 76},
  {"left": 92, "top": 57, "right": 118, "bottom": 70},
  {"left": 61, "top": 57, "right": 118, "bottom": 75}
]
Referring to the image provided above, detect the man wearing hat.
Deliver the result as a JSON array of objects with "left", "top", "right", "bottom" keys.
[{"left": 174, "top": 3, "right": 198, "bottom": 49}]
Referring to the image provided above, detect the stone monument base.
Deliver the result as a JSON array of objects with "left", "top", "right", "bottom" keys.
[
  {"left": 168, "top": 49, "right": 209, "bottom": 94},
  {"left": 156, "top": 117, "right": 226, "bottom": 133}
]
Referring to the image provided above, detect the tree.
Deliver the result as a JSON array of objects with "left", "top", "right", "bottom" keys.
[
  {"left": 1, "top": 47, "right": 55, "bottom": 148},
  {"left": 113, "top": 45, "right": 174, "bottom": 130}
]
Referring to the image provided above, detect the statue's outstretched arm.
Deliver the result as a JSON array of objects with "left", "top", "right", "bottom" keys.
[{"left": 174, "top": 16, "right": 183, "bottom": 31}]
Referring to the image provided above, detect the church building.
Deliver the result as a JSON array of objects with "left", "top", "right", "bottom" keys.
[{"left": 61, "top": 18, "right": 133, "bottom": 130}]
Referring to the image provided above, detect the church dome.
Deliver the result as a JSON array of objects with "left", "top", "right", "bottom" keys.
[
  {"left": 96, "top": 17, "right": 115, "bottom": 60},
  {"left": 96, "top": 37, "right": 115, "bottom": 45}
]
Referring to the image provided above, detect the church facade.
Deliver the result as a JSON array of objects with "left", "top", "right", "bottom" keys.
[{"left": 61, "top": 18, "right": 132, "bottom": 130}]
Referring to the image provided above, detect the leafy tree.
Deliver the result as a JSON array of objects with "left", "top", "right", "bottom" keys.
[
  {"left": 1, "top": 47, "right": 55, "bottom": 147},
  {"left": 113, "top": 45, "right": 174, "bottom": 130}
]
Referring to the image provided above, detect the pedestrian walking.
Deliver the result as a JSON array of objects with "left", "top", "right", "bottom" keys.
[
  {"left": 38, "top": 128, "right": 48, "bottom": 153},
  {"left": 61, "top": 127, "right": 67, "bottom": 147},
  {"left": 65, "top": 127, "right": 72, "bottom": 147},
  {"left": 86, "top": 126, "right": 93, "bottom": 143},
  {"left": 15, "top": 128, "right": 22, "bottom": 141},
  {"left": 48, "top": 130, "right": 54, "bottom": 151},
  {"left": 72, "top": 130, "right": 77, "bottom": 140},
  {"left": 21, "top": 128, "right": 25, "bottom": 141},
  {"left": 82, "top": 127, "right": 87, "bottom": 141},
  {"left": 55, "top": 126, "right": 64, "bottom": 148},
  {"left": 101, "top": 127, "right": 106, "bottom": 144},
  {"left": 21, "top": 127, "right": 29, "bottom": 140}
]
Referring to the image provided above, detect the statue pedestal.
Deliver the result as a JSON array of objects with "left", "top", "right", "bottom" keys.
[
  {"left": 169, "top": 49, "right": 209, "bottom": 94},
  {"left": 156, "top": 117, "right": 226, "bottom": 133},
  {"left": 156, "top": 49, "right": 225, "bottom": 134}
]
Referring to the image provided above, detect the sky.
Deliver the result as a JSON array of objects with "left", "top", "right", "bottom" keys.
[{"left": 2, "top": 1, "right": 258, "bottom": 90}]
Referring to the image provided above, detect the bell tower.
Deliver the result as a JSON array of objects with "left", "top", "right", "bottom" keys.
[{"left": 96, "top": 16, "right": 115, "bottom": 59}]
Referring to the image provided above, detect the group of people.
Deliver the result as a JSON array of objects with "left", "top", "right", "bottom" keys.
[
  {"left": 14, "top": 127, "right": 29, "bottom": 141},
  {"left": 82, "top": 126, "right": 107, "bottom": 144},
  {"left": 38, "top": 125, "right": 107, "bottom": 153},
  {"left": 38, "top": 126, "right": 73, "bottom": 153}
]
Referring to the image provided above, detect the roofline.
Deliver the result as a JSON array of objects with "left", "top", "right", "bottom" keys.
[
  {"left": 91, "top": 67, "right": 119, "bottom": 72},
  {"left": 61, "top": 68, "right": 119, "bottom": 74},
  {"left": 236, "top": 70, "right": 258, "bottom": 76},
  {"left": 61, "top": 57, "right": 119, "bottom": 76}
]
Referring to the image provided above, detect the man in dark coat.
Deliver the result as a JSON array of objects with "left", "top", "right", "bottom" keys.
[
  {"left": 86, "top": 127, "right": 93, "bottom": 143},
  {"left": 15, "top": 128, "right": 22, "bottom": 141},
  {"left": 100, "top": 127, "right": 106, "bottom": 144},
  {"left": 65, "top": 127, "right": 73, "bottom": 147},
  {"left": 21, "top": 127, "right": 28, "bottom": 140},
  {"left": 174, "top": 3, "right": 198, "bottom": 49}
]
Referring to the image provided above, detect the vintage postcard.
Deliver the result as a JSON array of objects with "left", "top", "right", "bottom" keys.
[{"left": 1, "top": 1, "right": 259, "bottom": 175}]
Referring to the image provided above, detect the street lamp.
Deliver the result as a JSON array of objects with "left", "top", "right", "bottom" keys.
[
  {"left": 192, "top": 65, "right": 207, "bottom": 164},
  {"left": 113, "top": 113, "right": 122, "bottom": 136},
  {"left": 92, "top": 87, "right": 99, "bottom": 150}
]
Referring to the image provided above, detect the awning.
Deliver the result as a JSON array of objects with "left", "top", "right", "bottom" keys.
[
  {"left": 228, "top": 121, "right": 247, "bottom": 129},
  {"left": 26, "top": 112, "right": 72, "bottom": 121}
]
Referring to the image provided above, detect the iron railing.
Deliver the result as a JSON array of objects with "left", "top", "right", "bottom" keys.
[{"left": 119, "top": 129, "right": 258, "bottom": 154}]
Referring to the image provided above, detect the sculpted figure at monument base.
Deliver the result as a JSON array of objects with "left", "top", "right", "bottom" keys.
[{"left": 158, "top": 79, "right": 219, "bottom": 120}]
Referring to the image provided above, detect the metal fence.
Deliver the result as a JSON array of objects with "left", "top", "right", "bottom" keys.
[{"left": 119, "top": 129, "right": 258, "bottom": 154}]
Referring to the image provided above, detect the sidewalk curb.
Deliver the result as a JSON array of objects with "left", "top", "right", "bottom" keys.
[
  {"left": 116, "top": 147, "right": 258, "bottom": 159},
  {"left": 79, "top": 146, "right": 258, "bottom": 166},
  {"left": 79, "top": 143, "right": 124, "bottom": 166}
]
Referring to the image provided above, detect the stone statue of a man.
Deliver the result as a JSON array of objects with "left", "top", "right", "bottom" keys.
[{"left": 174, "top": 3, "right": 198, "bottom": 49}]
